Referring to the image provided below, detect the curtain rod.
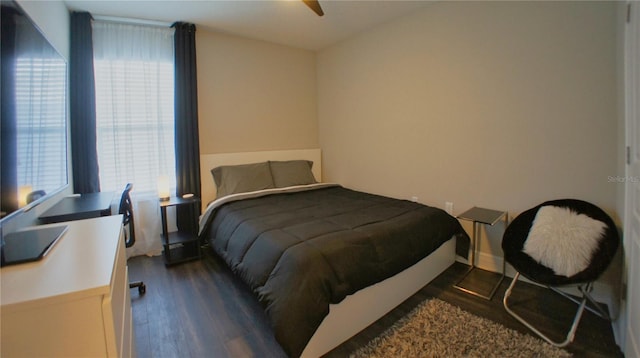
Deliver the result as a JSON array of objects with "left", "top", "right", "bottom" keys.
[{"left": 92, "top": 15, "right": 173, "bottom": 28}]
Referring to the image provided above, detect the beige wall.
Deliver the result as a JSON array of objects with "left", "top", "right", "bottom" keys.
[
  {"left": 17, "top": 0, "right": 69, "bottom": 60},
  {"left": 197, "top": 30, "right": 318, "bottom": 155},
  {"left": 318, "top": 1, "right": 619, "bottom": 259}
]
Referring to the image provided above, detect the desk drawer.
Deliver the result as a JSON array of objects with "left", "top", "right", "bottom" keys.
[{"left": 103, "top": 227, "right": 130, "bottom": 356}]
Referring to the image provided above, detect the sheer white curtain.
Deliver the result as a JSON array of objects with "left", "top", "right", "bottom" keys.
[{"left": 93, "top": 21, "right": 176, "bottom": 257}]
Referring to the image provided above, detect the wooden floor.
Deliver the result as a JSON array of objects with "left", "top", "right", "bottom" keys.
[{"left": 128, "top": 249, "right": 622, "bottom": 357}]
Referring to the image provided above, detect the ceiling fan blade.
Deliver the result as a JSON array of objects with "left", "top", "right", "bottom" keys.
[{"left": 303, "top": 0, "right": 324, "bottom": 16}]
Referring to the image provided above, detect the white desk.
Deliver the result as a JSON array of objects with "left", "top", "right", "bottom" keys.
[{"left": 1, "top": 216, "right": 135, "bottom": 357}]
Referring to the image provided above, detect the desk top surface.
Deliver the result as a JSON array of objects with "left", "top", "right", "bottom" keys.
[{"left": 39, "top": 192, "right": 115, "bottom": 223}]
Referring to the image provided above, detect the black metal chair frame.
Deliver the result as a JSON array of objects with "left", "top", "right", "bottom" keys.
[
  {"left": 119, "top": 183, "right": 146, "bottom": 295},
  {"left": 502, "top": 199, "right": 619, "bottom": 347}
]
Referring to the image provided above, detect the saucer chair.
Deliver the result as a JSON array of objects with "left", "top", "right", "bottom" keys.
[{"left": 502, "top": 199, "right": 619, "bottom": 347}]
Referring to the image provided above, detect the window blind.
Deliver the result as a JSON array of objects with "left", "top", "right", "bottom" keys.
[{"left": 92, "top": 22, "right": 175, "bottom": 193}]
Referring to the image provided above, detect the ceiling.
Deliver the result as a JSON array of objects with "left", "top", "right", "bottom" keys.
[{"left": 64, "top": 0, "right": 434, "bottom": 51}]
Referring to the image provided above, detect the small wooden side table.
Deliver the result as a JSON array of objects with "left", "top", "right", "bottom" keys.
[{"left": 454, "top": 206, "right": 508, "bottom": 300}]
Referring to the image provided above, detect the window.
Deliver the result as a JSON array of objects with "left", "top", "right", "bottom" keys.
[{"left": 92, "top": 21, "right": 175, "bottom": 193}]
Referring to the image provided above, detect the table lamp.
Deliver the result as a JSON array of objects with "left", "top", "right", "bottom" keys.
[
  {"left": 157, "top": 176, "right": 171, "bottom": 201},
  {"left": 18, "top": 185, "right": 33, "bottom": 207}
]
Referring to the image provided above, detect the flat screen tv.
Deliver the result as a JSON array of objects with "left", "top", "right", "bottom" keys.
[{"left": 1, "top": 0, "right": 69, "bottom": 223}]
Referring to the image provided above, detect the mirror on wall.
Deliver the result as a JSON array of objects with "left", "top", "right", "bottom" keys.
[{"left": 1, "top": 0, "right": 68, "bottom": 221}]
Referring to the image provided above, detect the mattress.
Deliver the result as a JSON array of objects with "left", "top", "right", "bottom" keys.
[{"left": 199, "top": 184, "right": 469, "bottom": 357}]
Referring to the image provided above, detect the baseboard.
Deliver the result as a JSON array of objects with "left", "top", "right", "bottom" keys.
[{"left": 455, "top": 251, "right": 502, "bottom": 273}]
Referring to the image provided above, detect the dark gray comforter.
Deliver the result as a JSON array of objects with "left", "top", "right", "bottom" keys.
[{"left": 199, "top": 185, "right": 469, "bottom": 357}]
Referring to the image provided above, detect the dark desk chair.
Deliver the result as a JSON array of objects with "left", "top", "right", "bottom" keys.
[
  {"left": 119, "top": 183, "right": 146, "bottom": 295},
  {"left": 502, "top": 199, "right": 618, "bottom": 347}
]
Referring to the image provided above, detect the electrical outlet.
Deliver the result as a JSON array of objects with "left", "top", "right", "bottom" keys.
[
  {"left": 445, "top": 202, "right": 454, "bottom": 215},
  {"left": 411, "top": 196, "right": 419, "bottom": 203}
]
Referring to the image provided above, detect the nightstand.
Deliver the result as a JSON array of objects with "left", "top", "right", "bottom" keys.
[
  {"left": 160, "top": 196, "right": 201, "bottom": 265},
  {"left": 454, "top": 206, "right": 508, "bottom": 300}
]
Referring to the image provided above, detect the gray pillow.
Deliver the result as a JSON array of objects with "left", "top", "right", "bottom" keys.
[
  {"left": 269, "top": 160, "right": 316, "bottom": 188},
  {"left": 211, "top": 162, "right": 275, "bottom": 198}
]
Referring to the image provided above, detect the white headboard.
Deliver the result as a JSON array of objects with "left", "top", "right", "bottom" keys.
[{"left": 199, "top": 148, "right": 322, "bottom": 209}]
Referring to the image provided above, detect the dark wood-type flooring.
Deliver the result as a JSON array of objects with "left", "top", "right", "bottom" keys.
[{"left": 129, "top": 249, "right": 622, "bottom": 357}]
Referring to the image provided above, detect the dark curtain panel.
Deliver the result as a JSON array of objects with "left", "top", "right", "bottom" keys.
[
  {"left": 70, "top": 12, "right": 100, "bottom": 194},
  {"left": 1, "top": 6, "right": 18, "bottom": 215},
  {"left": 173, "top": 22, "right": 201, "bottom": 232}
]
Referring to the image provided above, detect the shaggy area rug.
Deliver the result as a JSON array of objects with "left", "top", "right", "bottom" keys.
[{"left": 350, "top": 298, "right": 571, "bottom": 358}]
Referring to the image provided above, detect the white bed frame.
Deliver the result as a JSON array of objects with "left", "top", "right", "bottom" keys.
[
  {"left": 199, "top": 149, "right": 455, "bottom": 357},
  {"left": 301, "top": 238, "right": 455, "bottom": 357}
]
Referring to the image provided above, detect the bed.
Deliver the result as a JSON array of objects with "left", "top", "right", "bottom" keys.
[{"left": 198, "top": 150, "right": 469, "bottom": 357}]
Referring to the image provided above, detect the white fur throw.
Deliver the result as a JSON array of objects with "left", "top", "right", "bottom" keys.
[{"left": 523, "top": 205, "right": 606, "bottom": 277}]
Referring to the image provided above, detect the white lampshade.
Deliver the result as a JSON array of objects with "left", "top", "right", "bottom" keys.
[{"left": 157, "top": 176, "right": 171, "bottom": 201}]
